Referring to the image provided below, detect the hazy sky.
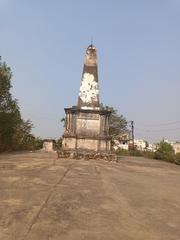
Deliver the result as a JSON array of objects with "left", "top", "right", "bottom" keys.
[{"left": 0, "top": 0, "right": 180, "bottom": 143}]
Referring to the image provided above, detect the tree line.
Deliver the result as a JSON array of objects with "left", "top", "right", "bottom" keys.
[{"left": 0, "top": 57, "right": 43, "bottom": 152}]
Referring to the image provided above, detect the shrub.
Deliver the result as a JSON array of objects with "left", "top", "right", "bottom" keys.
[
  {"left": 115, "top": 148, "right": 129, "bottom": 156},
  {"left": 129, "top": 149, "right": 143, "bottom": 157},
  {"left": 143, "top": 150, "right": 155, "bottom": 159},
  {"left": 154, "top": 140, "right": 175, "bottom": 163}
]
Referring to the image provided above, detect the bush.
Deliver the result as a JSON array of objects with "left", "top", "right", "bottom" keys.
[
  {"left": 33, "top": 137, "right": 43, "bottom": 150},
  {"left": 129, "top": 149, "right": 143, "bottom": 157},
  {"left": 143, "top": 150, "right": 155, "bottom": 159},
  {"left": 154, "top": 140, "right": 175, "bottom": 163},
  {"left": 115, "top": 148, "right": 155, "bottom": 158},
  {"left": 115, "top": 148, "right": 129, "bottom": 156}
]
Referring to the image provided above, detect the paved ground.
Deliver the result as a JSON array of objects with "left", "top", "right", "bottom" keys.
[{"left": 0, "top": 152, "right": 180, "bottom": 240}]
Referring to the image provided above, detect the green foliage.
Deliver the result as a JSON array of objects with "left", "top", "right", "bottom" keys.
[
  {"left": 60, "top": 117, "right": 66, "bottom": 127},
  {"left": 129, "top": 149, "right": 144, "bottom": 157},
  {"left": 0, "top": 58, "right": 20, "bottom": 151},
  {"left": 142, "top": 150, "right": 155, "bottom": 159},
  {"left": 102, "top": 106, "right": 128, "bottom": 139},
  {"left": 115, "top": 148, "right": 129, "bottom": 156},
  {"left": 154, "top": 140, "right": 175, "bottom": 163},
  {"left": 0, "top": 57, "right": 40, "bottom": 152},
  {"left": 115, "top": 147, "right": 154, "bottom": 158},
  {"left": 0, "top": 59, "right": 13, "bottom": 109},
  {"left": 54, "top": 137, "right": 63, "bottom": 150},
  {"left": 12, "top": 120, "right": 33, "bottom": 150},
  {"left": 109, "top": 108, "right": 128, "bottom": 137},
  {"left": 33, "top": 137, "right": 43, "bottom": 150},
  {"left": 116, "top": 139, "right": 177, "bottom": 165}
]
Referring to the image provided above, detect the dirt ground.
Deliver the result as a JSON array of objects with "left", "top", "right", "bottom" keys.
[{"left": 0, "top": 152, "right": 180, "bottom": 240}]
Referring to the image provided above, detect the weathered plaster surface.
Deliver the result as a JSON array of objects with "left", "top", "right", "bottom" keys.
[
  {"left": 79, "top": 73, "right": 99, "bottom": 103},
  {"left": 76, "top": 118, "right": 100, "bottom": 135},
  {"left": 81, "top": 106, "right": 100, "bottom": 110}
]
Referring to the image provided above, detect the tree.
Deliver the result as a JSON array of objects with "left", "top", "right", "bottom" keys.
[
  {"left": 0, "top": 57, "right": 39, "bottom": 152},
  {"left": 154, "top": 140, "right": 175, "bottom": 163},
  {"left": 33, "top": 137, "right": 43, "bottom": 150},
  {"left": 60, "top": 117, "right": 66, "bottom": 127},
  {"left": 103, "top": 106, "right": 128, "bottom": 139},
  {"left": 12, "top": 119, "right": 34, "bottom": 150},
  {"left": 0, "top": 57, "right": 21, "bottom": 151},
  {"left": 55, "top": 137, "right": 63, "bottom": 150}
]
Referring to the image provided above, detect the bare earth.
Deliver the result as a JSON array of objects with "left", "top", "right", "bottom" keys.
[{"left": 0, "top": 152, "right": 180, "bottom": 240}]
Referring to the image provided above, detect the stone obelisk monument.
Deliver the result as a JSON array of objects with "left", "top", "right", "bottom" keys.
[{"left": 62, "top": 44, "right": 111, "bottom": 157}]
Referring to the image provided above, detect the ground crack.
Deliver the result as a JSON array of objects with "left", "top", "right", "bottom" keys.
[{"left": 21, "top": 163, "right": 73, "bottom": 240}]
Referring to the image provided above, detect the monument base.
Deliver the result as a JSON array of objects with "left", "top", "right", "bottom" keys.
[
  {"left": 57, "top": 149, "right": 117, "bottom": 162},
  {"left": 62, "top": 135, "right": 111, "bottom": 152}
]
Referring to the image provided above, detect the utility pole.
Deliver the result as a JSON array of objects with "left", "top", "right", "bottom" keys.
[{"left": 130, "top": 121, "right": 134, "bottom": 150}]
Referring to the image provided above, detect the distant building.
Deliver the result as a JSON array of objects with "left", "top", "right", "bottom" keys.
[
  {"left": 43, "top": 139, "right": 54, "bottom": 152},
  {"left": 134, "top": 139, "right": 147, "bottom": 151},
  {"left": 164, "top": 139, "right": 174, "bottom": 146},
  {"left": 113, "top": 136, "right": 158, "bottom": 152},
  {"left": 147, "top": 143, "right": 156, "bottom": 152},
  {"left": 173, "top": 142, "right": 180, "bottom": 154},
  {"left": 113, "top": 132, "right": 129, "bottom": 151},
  {"left": 113, "top": 140, "right": 129, "bottom": 151}
]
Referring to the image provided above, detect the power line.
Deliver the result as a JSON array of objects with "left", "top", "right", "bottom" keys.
[
  {"left": 139, "top": 120, "right": 180, "bottom": 127},
  {"left": 136, "top": 127, "right": 180, "bottom": 133}
]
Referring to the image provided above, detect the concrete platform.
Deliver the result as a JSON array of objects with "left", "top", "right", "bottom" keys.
[{"left": 0, "top": 152, "right": 180, "bottom": 240}]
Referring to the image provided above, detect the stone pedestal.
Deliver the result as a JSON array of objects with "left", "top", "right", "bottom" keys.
[{"left": 62, "top": 107, "right": 111, "bottom": 152}]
